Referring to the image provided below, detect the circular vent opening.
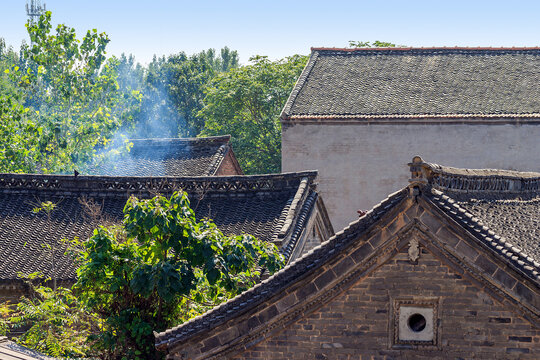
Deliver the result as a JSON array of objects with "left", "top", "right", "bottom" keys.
[{"left": 408, "top": 313, "right": 426, "bottom": 332}]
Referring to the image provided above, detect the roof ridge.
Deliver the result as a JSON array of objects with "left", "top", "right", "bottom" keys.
[
  {"left": 281, "top": 191, "right": 318, "bottom": 261},
  {"left": 409, "top": 156, "right": 540, "bottom": 193},
  {"left": 311, "top": 47, "right": 540, "bottom": 52},
  {"left": 205, "top": 144, "right": 229, "bottom": 175},
  {"left": 154, "top": 187, "right": 408, "bottom": 347},
  {"left": 286, "top": 114, "right": 540, "bottom": 120},
  {"left": 276, "top": 177, "right": 310, "bottom": 240},
  {"left": 0, "top": 171, "right": 319, "bottom": 195},
  {"left": 129, "top": 135, "right": 231, "bottom": 146}
]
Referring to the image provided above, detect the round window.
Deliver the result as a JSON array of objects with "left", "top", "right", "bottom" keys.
[{"left": 407, "top": 313, "right": 426, "bottom": 332}]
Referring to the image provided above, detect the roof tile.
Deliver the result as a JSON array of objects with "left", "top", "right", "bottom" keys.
[
  {"left": 0, "top": 172, "right": 318, "bottom": 281},
  {"left": 283, "top": 48, "right": 540, "bottom": 119},
  {"left": 88, "top": 135, "right": 233, "bottom": 176}
]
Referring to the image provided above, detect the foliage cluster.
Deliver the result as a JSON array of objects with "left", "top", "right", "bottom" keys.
[
  {"left": 0, "top": 276, "right": 98, "bottom": 358},
  {"left": 1, "top": 11, "right": 401, "bottom": 175},
  {"left": 1, "top": 12, "right": 140, "bottom": 174},
  {"left": 0, "top": 11, "right": 309, "bottom": 175},
  {"left": 1, "top": 191, "right": 284, "bottom": 359},
  {"left": 201, "top": 54, "right": 308, "bottom": 174},
  {"left": 133, "top": 47, "right": 239, "bottom": 139}
]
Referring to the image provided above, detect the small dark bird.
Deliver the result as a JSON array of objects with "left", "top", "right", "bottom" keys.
[{"left": 74, "top": 169, "right": 79, "bottom": 177}]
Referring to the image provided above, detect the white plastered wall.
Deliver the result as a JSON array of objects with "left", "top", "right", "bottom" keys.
[{"left": 282, "top": 122, "right": 540, "bottom": 231}]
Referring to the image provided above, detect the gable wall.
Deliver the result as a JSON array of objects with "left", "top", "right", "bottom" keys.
[
  {"left": 215, "top": 151, "right": 243, "bottom": 176},
  {"left": 233, "top": 246, "right": 540, "bottom": 360},
  {"left": 163, "top": 198, "right": 539, "bottom": 359},
  {"left": 282, "top": 122, "right": 540, "bottom": 230}
]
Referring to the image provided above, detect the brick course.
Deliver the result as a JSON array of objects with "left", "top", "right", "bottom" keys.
[{"left": 234, "top": 248, "right": 539, "bottom": 359}]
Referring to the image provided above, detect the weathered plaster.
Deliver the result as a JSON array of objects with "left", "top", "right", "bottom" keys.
[{"left": 282, "top": 122, "right": 540, "bottom": 230}]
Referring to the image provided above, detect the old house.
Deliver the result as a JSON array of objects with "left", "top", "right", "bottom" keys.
[
  {"left": 282, "top": 47, "right": 540, "bottom": 230},
  {"left": 155, "top": 157, "right": 540, "bottom": 359},
  {"left": 0, "top": 172, "right": 333, "bottom": 303},
  {"left": 89, "top": 135, "right": 243, "bottom": 176}
]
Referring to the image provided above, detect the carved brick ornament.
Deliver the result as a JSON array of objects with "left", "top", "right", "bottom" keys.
[{"left": 408, "top": 238, "right": 420, "bottom": 263}]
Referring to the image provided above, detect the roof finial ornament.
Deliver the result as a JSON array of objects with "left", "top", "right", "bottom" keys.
[
  {"left": 408, "top": 156, "right": 427, "bottom": 184},
  {"left": 408, "top": 156, "right": 428, "bottom": 200}
]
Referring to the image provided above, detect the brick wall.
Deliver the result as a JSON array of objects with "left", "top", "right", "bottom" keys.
[
  {"left": 163, "top": 198, "right": 539, "bottom": 360},
  {"left": 234, "top": 248, "right": 539, "bottom": 359},
  {"left": 216, "top": 150, "right": 242, "bottom": 176},
  {"left": 0, "top": 285, "right": 25, "bottom": 304}
]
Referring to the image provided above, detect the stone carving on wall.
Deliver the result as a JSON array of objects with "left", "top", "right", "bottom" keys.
[{"left": 408, "top": 238, "right": 420, "bottom": 263}]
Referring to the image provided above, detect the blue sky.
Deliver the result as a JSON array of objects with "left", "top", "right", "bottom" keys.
[{"left": 2, "top": 0, "right": 540, "bottom": 64}]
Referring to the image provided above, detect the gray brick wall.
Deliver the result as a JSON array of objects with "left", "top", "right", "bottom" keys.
[{"left": 235, "top": 248, "right": 539, "bottom": 359}]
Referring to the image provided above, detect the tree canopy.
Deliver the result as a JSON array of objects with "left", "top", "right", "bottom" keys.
[
  {"left": 0, "top": 11, "right": 140, "bottom": 173},
  {"left": 0, "top": 10, "right": 310, "bottom": 175},
  {"left": 74, "top": 191, "right": 284, "bottom": 359},
  {"left": 1, "top": 191, "right": 284, "bottom": 359},
  {"left": 200, "top": 55, "right": 308, "bottom": 174},
  {"left": 348, "top": 40, "right": 402, "bottom": 48}
]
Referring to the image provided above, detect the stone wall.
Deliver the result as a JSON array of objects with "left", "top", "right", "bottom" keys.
[
  {"left": 282, "top": 122, "right": 540, "bottom": 230},
  {"left": 0, "top": 283, "right": 25, "bottom": 304},
  {"left": 234, "top": 248, "right": 539, "bottom": 360}
]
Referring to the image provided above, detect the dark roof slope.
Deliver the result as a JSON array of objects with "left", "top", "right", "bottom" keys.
[
  {"left": 88, "top": 135, "right": 237, "bottom": 176},
  {"left": 0, "top": 171, "right": 317, "bottom": 281},
  {"left": 282, "top": 47, "right": 540, "bottom": 120},
  {"left": 413, "top": 158, "right": 540, "bottom": 281}
]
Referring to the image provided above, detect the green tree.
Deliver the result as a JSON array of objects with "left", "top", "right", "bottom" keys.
[
  {"left": 200, "top": 54, "right": 308, "bottom": 174},
  {"left": 0, "top": 276, "right": 98, "bottom": 358},
  {"left": 3, "top": 11, "right": 140, "bottom": 173},
  {"left": 348, "top": 40, "right": 400, "bottom": 48},
  {"left": 75, "top": 191, "right": 284, "bottom": 359},
  {"left": 0, "top": 38, "right": 22, "bottom": 100},
  {"left": 0, "top": 39, "right": 43, "bottom": 173},
  {"left": 0, "top": 95, "right": 41, "bottom": 173},
  {"left": 133, "top": 48, "right": 239, "bottom": 138}
]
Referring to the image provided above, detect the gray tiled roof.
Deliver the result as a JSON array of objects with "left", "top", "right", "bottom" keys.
[
  {"left": 0, "top": 337, "right": 57, "bottom": 360},
  {"left": 453, "top": 195, "right": 540, "bottom": 262},
  {"left": 0, "top": 172, "right": 317, "bottom": 281},
  {"left": 88, "top": 135, "right": 234, "bottom": 176},
  {"left": 282, "top": 48, "right": 540, "bottom": 119},
  {"left": 419, "top": 161, "right": 540, "bottom": 281}
]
